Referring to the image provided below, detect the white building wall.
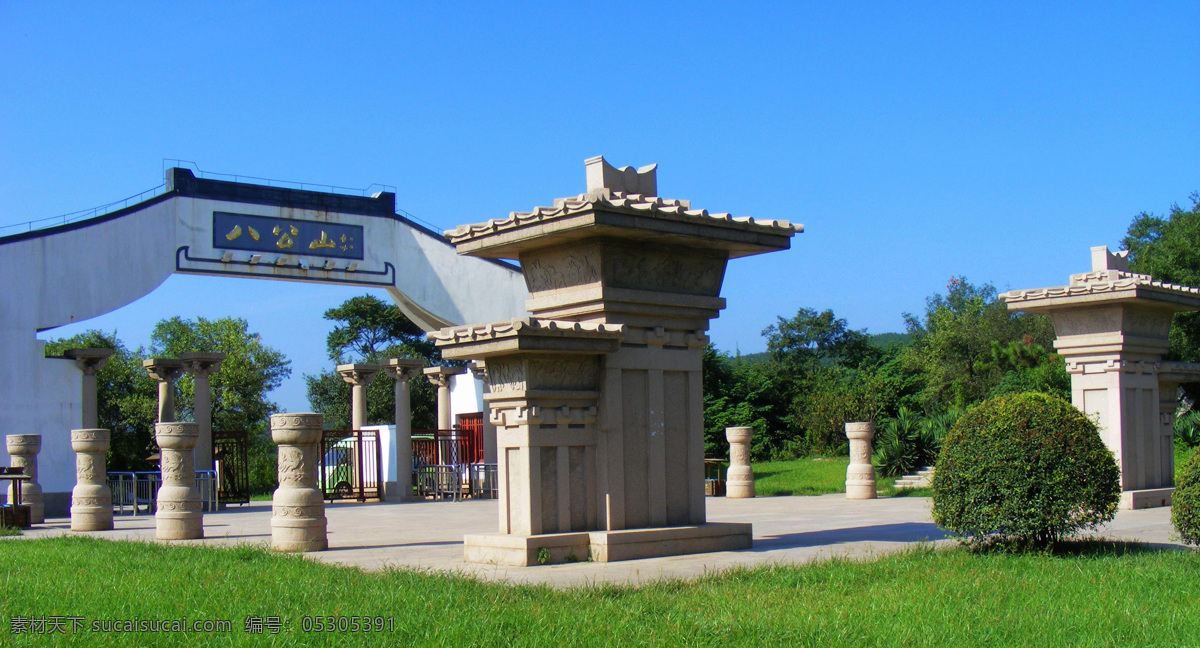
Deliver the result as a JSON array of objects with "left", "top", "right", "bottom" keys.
[{"left": 449, "top": 372, "right": 485, "bottom": 423}]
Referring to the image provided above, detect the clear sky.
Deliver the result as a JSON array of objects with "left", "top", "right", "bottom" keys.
[{"left": 2, "top": 2, "right": 1198, "bottom": 413}]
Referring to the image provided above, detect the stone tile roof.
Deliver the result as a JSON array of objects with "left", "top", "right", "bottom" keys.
[
  {"left": 444, "top": 191, "right": 803, "bottom": 245},
  {"left": 429, "top": 318, "right": 625, "bottom": 345},
  {"left": 1000, "top": 271, "right": 1200, "bottom": 304}
]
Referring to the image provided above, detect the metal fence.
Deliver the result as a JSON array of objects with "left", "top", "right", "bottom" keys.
[
  {"left": 319, "top": 430, "right": 381, "bottom": 502},
  {"left": 108, "top": 470, "right": 218, "bottom": 515}
]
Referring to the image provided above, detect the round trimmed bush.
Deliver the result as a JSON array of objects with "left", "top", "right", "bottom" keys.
[
  {"left": 1173, "top": 450, "right": 1200, "bottom": 546},
  {"left": 931, "top": 392, "right": 1120, "bottom": 547}
]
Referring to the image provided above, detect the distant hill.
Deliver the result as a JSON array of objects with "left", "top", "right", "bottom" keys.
[{"left": 870, "top": 332, "right": 912, "bottom": 349}]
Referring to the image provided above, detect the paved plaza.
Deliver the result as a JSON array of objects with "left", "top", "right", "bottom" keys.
[{"left": 13, "top": 495, "right": 1183, "bottom": 588}]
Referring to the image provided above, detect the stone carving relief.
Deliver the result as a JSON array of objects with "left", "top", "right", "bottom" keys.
[
  {"left": 76, "top": 454, "right": 95, "bottom": 482},
  {"left": 1125, "top": 309, "right": 1173, "bottom": 338},
  {"left": 606, "top": 248, "right": 724, "bottom": 296},
  {"left": 1051, "top": 308, "right": 1120, "bottom": 337},
  {"left": 529, "top": 358, "right": 599, "bottom": 391},
  {"left": 486, "top": 361, "right": 527, "bottom": 393},
  {"left": 523, "top": 248, "right": 600, "bottom": 292},
  {"left": 277, "top": 446, "right": 306, "bottom": 486}
]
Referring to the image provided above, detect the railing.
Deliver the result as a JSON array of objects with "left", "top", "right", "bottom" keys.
[
  {"left": 0, "top": 184, "right": 166, "bottom": 238},
  {"left": 319, "top": 429, "right": 381, "bottom": 502},
  {"left": 107, "top": 470, "right": 218, "bottom": 515}
]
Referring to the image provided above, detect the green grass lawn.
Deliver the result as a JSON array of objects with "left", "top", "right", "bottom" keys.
[
  {"left": 1, "top": 537, "right": 1197, "bottom": 646},
  {"left": 752, "top": 457, "right": 898, "bottom": 496}
]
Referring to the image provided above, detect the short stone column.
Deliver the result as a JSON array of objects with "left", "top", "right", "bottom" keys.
[
  {"left": 271, "top": 413, "right": 327, "bottom": 552},
  {"left": 155, "top": 422, "right": 203, "bottom": 540},
  {"left": 70, "top": 428, "right": 113, "bottom": 531},
  {"left": 336, "top": 364, "right": 381, "bottom": 431},
  {"left": 179, "top": 352, "right": 224, "bottom": 472},
  {"left": 6, "top": 435, "right": 43, "bottom": 524},
  {"left": 143, "top": 358, "right": 184, "bottom": 423},
  {"left": 383, "top": 358, "right": 424, "bottom": 501},
  {"left": 845, "top": 422, "right": 877, "bottom": 500},
  {"left": 725, "top": 426, "right": 755, "bottom": 498},
  {"left": 63, "top": 348, "right": 114, "bottom": 428}
]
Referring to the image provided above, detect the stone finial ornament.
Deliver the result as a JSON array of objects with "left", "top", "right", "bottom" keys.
[
  {"left": 845, "top": 422, "right": 877, "bottom": 500},
  {"left": 155, "top": 422, "right": 203, "bottom": 539},
  {"left": 6, "top": 434, "right": 43, "bottom": 523},
  {"left": 70, "top": 428, "right": 113, "bottom": 531},
  {"left": 585, "top": 155, "right": 658, "bottom": 197},
  {"left": 725, "top": 427, "right": 756, "bottom": 498},
  {"left": 270, "top": 413, "right": 327, "bottom": 552}
]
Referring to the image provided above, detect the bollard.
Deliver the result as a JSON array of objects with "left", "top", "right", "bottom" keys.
[
  {"left": 270, "top": 413, "right": 328, "bottom": 552},
  {"left": 70, "top": 428, "right": 113, "bottom": 531},
  {"left": 6, "top": 435, "right": 44, "bottom": 524},
  {"left": 845, "top": 422, "right": 877, "bottom": 500},
  {"left": 725, "top": 426, "right": 756, "bottom": 498},
  {"left": 155, "top": 422, "right": 203, "bottom": 539}
]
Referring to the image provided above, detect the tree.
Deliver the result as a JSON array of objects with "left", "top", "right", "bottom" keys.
[
  {"left": 1123, "top": 193, "right": 1200, "bottom": 364},
  {"left": 44, "top": 330, "right": 158, "bottom": 471},
  {"left": 150, "top": 316, "right": 291, "bottom": 434},
  {"left": 305, "top": 295, "right": 439, "bottom": 430},
  {"left": 902, "top": 277, "right": 1055, "bottom": 411},
  {"left": 763, "top": 308, "right": 877, "bottom": 376},
  {"left": 702, "top": 345, "right": 791, "bottom": 460}
]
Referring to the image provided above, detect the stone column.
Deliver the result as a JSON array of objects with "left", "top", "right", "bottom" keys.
[
  {"left": 383, "top": 358, "right": 424, "bottom": 501},
  {"left": 470, "top": 361, "right": 498, "bottom": 465},
  {"left": 63, "top": 348, "right": 114, "bottom": 428},
  {"left": 424, "top": 365, "right": 466, "bottom": 464},
  {"left": 271, "top": 413, "right": 327, "bottom": 552},
  {"left": 337, "top": 364, "right": 381, "bottom": 431},
  {"left": 179, "top": 352, "right": 224, "bottom": 472},
  {"left": 155, "top": 422, "right": 203, "bottom": 540},
  {"left": 6, "top": 435, "right": 43, "bottom": 524},
  {"left": 725, "top": 427, "right": 755, "bottom": 498},
  {"left": 143, "top": 358, "right": 184, "bottom": 423},
  {"left": 845, "top": 422, "right": 877, "bottom": 500},
  {"left": 70, "top": 428, "right": 112, "bottom": 531}
]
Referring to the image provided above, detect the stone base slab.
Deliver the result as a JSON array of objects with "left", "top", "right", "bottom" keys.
[
  {"left": 464, "top": 523, "right": 753, "bottom": 566},
  {"left": 383, "top": 481, "right": 419, "bottom": 502},
  {"left": 1120, "top": 488, "right": 1173, "bottom": 510}
]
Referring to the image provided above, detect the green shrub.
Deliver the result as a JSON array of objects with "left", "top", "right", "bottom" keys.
[
  {"left": 931, "top": 392, "right": 1120, "bottom": 547},
  {"left": 1173, "top": 450, "right": 1200, "bottom": 546}
]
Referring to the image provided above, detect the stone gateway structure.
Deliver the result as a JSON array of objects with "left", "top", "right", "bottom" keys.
[
  {"left": 1002, "top": 246, "right": 1200, "bottom": 509},
  {"left": 433, "top": 156, "right": 802, "bottom": 565}
]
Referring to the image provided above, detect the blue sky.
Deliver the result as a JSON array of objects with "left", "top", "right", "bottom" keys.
[{"left": 3, "top": 2, "right": 1198, "bottom": 412}]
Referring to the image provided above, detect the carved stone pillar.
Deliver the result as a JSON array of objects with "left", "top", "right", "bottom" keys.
[
  {"left": 6, "top": 435, "right": 43, "bottom": 524},
  {"left": 70, "top": 428, "right": 112, "bottom": 531},
  {"left": 725, "top": 426, "right": 755, "bottom": 498},
  {"left": 470, "top": 361, "right": 498, "bottom": 465},
  {"left": 337, "top": 364, "right": 381, "bottom": 431},
  {"left": 435, "top": 156, "right": 798, "bottom": 565},
  {"left": 63, "top": 348, "right": 114, "bottom": 428},
  {"left": 270, "top": 413, "right": 327, "bottom": 552},
  {"left": 179, "top": 352, "right": 224, "bottom": 471},
  {"left": 1001, "top": 246, "right": 1200, "bottom": 509},
  {"left": 845, "top": 422, "right": 877, "bottom": 500},
  {"left": 383, "top": 358, "right": 424, "bottom": 501},
  {"left": 155, "top": 422, "right": 203, "bottom": 540},
  {"left": 143, "top": 358, "right": 184, "bottom": 423}
]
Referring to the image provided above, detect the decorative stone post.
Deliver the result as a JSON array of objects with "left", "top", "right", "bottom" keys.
[
  {"left": 383, "top": 358, "right": 424, "bottom": 501},
  {"left": 270, "top": 413, "right": 327, "bottom": 552},
  {"left": 1001, "top": 246, "right": 1200, "bottom": 509},
  {"left": 469, "top": 361, "right": 498, "bottom": 465},
  {"left": 434, "top": 156, "right": 800, "bottom": 565},
  {"left": 337, "top": 364, "right": 381, "bottom": 431},
  {"left": 155, "top": 422, "right": 203, "bottom": 539},
  {"left": 845, "top": 422, "right": 877, "bottom": 500},
  {"left": 179, "top": 352, "right": 224, "bottom": 471},
  {"left": 62, "top": 348, "right": 114, "bottom": 428},
  {"left": 70, "top": 428, "right": 112, "bottom": 531},
  {"left": 143, "top": 358, "right": 184, "bottom": 423},
  {"left": 6, "top": 435, "right": 43, "bottom": 523},
  {"left": 725, "top": 427, "right": 755, "bottom": 498}
]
